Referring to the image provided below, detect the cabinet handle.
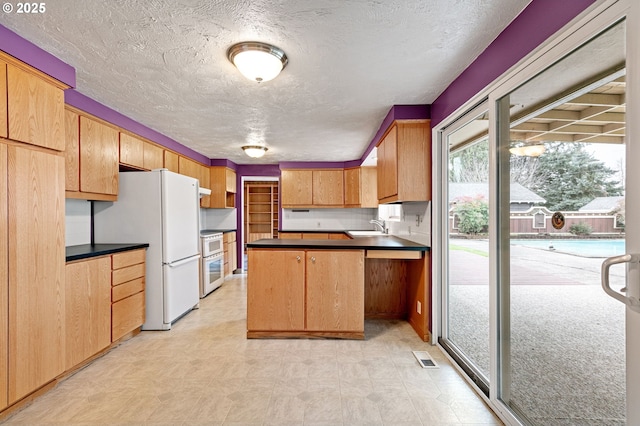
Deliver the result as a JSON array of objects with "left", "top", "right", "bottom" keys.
[
  {"left": 311, "top": 257, "right": 316, "bottom": 263},
  {"left": 296, "top": 256, "right": 301, "bottom": 263}
]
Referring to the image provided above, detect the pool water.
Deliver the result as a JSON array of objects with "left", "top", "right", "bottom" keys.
[{"left": 511, "top": 239, "right": 625, "bottom": 258}]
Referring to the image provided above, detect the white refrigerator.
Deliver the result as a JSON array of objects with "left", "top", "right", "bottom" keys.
[{"left": 94, "top": 169, "right": 201, "bottom": 330}]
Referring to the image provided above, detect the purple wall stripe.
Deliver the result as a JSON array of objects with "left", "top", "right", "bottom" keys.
[
  {"left": 430, "top": 0, "right": 596, "bottom": 126},
  {"left": 0, "top": 24, "right": 76, "bottom": 87},
  {"left": 65, "top": 89, "right": 210, "bottom": 165}
]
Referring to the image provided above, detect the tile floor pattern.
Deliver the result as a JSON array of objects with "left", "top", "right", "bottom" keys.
[{"left": 3, "top": 275, "right": 502, "bottom": 425}]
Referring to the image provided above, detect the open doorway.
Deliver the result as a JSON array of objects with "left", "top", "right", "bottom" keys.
[{"left": 241, "top": 177, "right": 279, "bottom": 271}]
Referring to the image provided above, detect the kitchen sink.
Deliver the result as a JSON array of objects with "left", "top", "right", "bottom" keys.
[{"left": 347, "top": 230, "right": 388, "bottom": 237}]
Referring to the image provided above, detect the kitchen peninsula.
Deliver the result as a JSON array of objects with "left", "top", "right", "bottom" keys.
[{"left": 246, "top": 234, "right": 430, "bottom": 341}]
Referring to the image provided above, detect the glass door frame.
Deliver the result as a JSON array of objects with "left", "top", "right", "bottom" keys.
[
  {"left": 433, "top": 1, "right": 633, "bottom": 424},
  {"left": 434, "top": 100, "right": 491, "bottom": 396}
]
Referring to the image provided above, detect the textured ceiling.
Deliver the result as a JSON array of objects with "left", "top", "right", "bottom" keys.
[{"left": 0, "top": 0, "right": 530, "bottom": 164}]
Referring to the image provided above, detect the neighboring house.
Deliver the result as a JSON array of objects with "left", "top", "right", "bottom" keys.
[
  {"left": 579, "top": 196, "right": 625, "bottom": 213},
  {"left": 449, "top": 182, "right": 545, "bottom": 212}
]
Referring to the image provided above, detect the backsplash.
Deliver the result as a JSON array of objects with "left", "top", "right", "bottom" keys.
[
  {"left": 66, "top": 199, "right": 91, "bottom": 246},
  {"left": 282, "top": 208, "right": 376, "bottom": 231},
  {"left": 382, "top": 202, "right": 431, "bottom": 246},
  {"left": 201, "top": 208, "right": 237, "bottom": 230}
]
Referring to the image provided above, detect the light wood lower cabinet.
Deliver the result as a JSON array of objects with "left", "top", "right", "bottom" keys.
[
  {"left": 111, "top": 250, "right": 146, "bottom": 342},
  {"left": 65, "top": 257, "right": 111, "bottom": 370},
  {"left": 247, "top": 249, "right": 364, "bottom": 338},
  {"left": 223, "top": 231, "right": 237, "bottom": 276},
  {"left": 306, "top": 251, "right": 364, "bottom": 332}
]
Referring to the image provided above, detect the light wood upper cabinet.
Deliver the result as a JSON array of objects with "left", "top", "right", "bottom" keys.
[
  {"left": 345, "top": 167, "right": 378, "bottom": 208},
  {"left": 0, "top": 62, "right": 7, "bottom": 139},
  {"left": 377, "top": 125, "right": 398, "bottom": 200},
  {"left": 247, "top": 249, "right": 305, "bottom": 331},
  {"left": 281, "top": 169, "right": 345, "bottom": 207},
  {"left": 64, "top": 108, "right": 80, "bottom": 192},
  {"left": 226, "top": 168, "right": 236, "bottom": 193},
  {"left": 281, "top": 170, "right": 313, "bottom": 207},
  {"left": 210, "top": 167, "right": 236, "bottom": 208},
  {"left": 306, "top": 250, "right": 364, "bottom": 332},
  {"left": 65, "top": 111, "right": 118, "bottom": 201},
  {"left": 7, "top": 145, "right": 65, "bottom": 404},
  {"left": 0, "top": 144, "right": 7, "bottom": 411},
  {"left": 143, "top": 142, "right": 163, "bottom": 171},
  {"left": 178, "top": 156, "right": 201, "bottom": 180},
  {"left": 198, "top": 164, "right": 211, "bottom": 208},
  {"left": 164, "top": 150, "right": 179, "bottom": 173},
  {"left": 312, "top": 170, "right": 344, "bottom": 206},
  {"left": 119, "top": 132, "right": 144, "bottom": 169},
  {"left": 65, "top": 256, "right": 111, "bottom": 370},
  {"left": 377, "top": 120, "right": 430, "bottom": 203},
  {"left": 7, "top": 64, "right": 65, "bottom": 151}
]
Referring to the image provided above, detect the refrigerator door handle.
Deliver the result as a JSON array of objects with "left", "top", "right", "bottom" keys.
[
  {"left": 601, "top": 253, "right": 640, "bottom": 312},
  {"left": 168, "top": 254, "right": 201, "bottom": 268}
]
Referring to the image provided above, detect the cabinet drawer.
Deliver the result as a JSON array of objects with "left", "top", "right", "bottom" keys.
[
  {"left": 112, "top": 263, "right": 145, "bottom": 286},
  {"left": 112, "top": 249, "right": 145, "bottom": 269},
  {"left": 112, "top": 277, "right": 144, "bottom": 302},
  {"left": 112, "top": 291, "right": 145, "bottom": 342}
]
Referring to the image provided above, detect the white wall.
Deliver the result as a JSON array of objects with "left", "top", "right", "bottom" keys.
[
  {"left": 282, "top": 208, "right": 376, "bottom": 231},
  {"left": 380, "top": 202, "right": 431, "bottom": 246},
  {"left": 201, "top": 208, "right": 237, "bottom": 230},
  {"left": 66, "top": 199, "right": 91, "bottom": 246}
]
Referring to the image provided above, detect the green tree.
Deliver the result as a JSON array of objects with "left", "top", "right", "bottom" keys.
[
  {"left": 526, "top": 143, "right": 623, "bottom": 211},
  {"left": 453, "top": 195, "right": 489, "bottom": 234},
  {"left": 449, "top": 139, "right": 489, "bottom": 182}
]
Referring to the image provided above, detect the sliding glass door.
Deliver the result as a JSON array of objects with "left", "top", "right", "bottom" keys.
[{"left": 437, "top": 5, "right": 640, "bottom": 424}]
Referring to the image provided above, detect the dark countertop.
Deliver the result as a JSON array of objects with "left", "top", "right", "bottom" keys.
[
  {"left": 247, "top": 235, "right": 429, "bottom": 251},
  {"left": 200, "top": 229, "right": 236, "bottom": 236},
  {"left": 66, "top": 243, "right": 149, "bottom": 262}
]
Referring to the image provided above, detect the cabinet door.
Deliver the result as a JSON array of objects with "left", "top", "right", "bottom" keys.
[
  {"left": 225, "top": 168, "right": 236, "bottom": 193},
  {"left": 312, "top": 170, "right": 344, "bottom": 206},
  {"left": 7, "top": 64, "right": 64, "bottom": 151},
  {"left": 119, "top": 133, "right": 144, "bottom": 168},
  {"left": 64, "top": 108, "right": 80, "bottom": 191},
  {"left": 281, "top": 170, "right": 313, "bottom": 206},
  {"left": 306, "top": 250, "right": 364, "bottom": 332},
  {"left": 178, "top": 156, "right": 201, "bottom": 180},
  {"left": 344, "top": 168, "right": 360, "bottom": 206},
  {"left": 360, "top": 167, "right": 378, "bottom": 208},
  {"left": 0, "top": 143, "right": 7, "bottom": 410},
  {"left": 143, "top": 142, "right": 163, "bottom": 171},
  {"left": 247, "top": 250, "right": 305, "bottom": 331},
  {"left": 199, "top": 164, "right": 211, "bottom": 208},
  {"left": 164, "top": 150, "right": 179, "bottom": 173},
  {"left": 378, "top": 127, "right": 398, "bottom": 200},
  {"left": 80, "top": 116, "right": 119, "bottom": 195},
  {"left": 65, "top": 257, "right": 111, "bottom": 370},
  {"left": 8, "top": 145, "right": 65, "bottom": 404},
  {"left": 0, "top": 62, "right": 7, "bottom": 139}
]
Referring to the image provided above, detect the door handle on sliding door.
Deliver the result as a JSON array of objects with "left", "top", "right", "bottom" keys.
[{"left": 601, "top": 253, "right": 640, "bottom": 312}]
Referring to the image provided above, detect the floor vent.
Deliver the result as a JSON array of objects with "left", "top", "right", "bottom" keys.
[{"left": 413, "top": 350, "right": 439, "bottom": 369}]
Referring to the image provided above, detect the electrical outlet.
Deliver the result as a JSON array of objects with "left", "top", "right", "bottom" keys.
[{"left": 417, "top": 300, "right": 421, "bottom": 314}]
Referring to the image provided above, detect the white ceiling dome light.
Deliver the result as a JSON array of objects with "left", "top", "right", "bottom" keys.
[
  {"left": 227, "top": 42, "right": 288, "bottom": 83},
  {"left": 242, "top": 145, "right": 268, "bottom": 158}
]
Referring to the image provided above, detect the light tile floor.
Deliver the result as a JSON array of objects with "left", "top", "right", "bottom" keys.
[{"left": 3, "top": 275, "right": 502, "bottom": 425}]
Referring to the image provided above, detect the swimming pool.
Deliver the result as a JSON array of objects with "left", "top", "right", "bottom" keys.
[{"left": 511, "top": 239, "right": 625, "bottom": 258}]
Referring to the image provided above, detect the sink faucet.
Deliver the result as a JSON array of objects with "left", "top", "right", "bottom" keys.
[{"left": 369, "top": 219, "right": 387, "bottom": 234}]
